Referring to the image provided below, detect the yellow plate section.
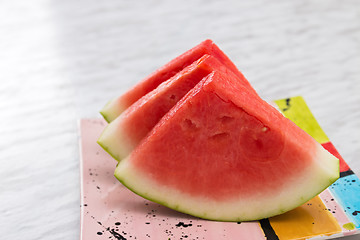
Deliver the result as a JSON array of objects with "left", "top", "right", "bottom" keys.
[
  {"left": 269, "top": 196, "right": 342, "bottom": 240},
  {"left": 274, "top": 96, "right": 330, "bottom": 144}
]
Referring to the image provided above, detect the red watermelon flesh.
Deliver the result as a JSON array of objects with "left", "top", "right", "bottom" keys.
[
  {"left": 100, "top": 39, "right": 254, "bottom": 123},
  {"left": 98, "top": 54, "right": 245, "bottom": 161},
  {"left": 115, "top": 71, "right": 339, "bottom": 221}
]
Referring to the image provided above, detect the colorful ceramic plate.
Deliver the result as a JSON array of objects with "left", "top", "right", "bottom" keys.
[{"left": 79, "top": 96, "right": 360, "bottom": 240}]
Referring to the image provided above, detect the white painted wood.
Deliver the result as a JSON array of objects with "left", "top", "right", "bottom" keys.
[{"left": 0, "top": 0, "right": 359, "bottom": 239}]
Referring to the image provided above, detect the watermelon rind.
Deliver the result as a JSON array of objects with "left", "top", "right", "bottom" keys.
[
  {"left": 100, "top": 98, "right": 126, "bottom": 124},
  {"left": 97, "top": 116, "right": 131, "bottom": 161},
  {"left": 114, "top": 146, "right": 339, "bottom": 221}
]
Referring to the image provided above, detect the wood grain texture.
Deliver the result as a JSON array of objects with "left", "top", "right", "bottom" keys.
[{"left": 0, "top": 0, "right": 359, "bottom": 239}]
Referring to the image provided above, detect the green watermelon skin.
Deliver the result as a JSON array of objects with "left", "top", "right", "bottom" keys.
[
  {"left": 100, "top": 39, "right": 252, "bottom": 123},
  {"left": 115, "top": 71, "right": 339, "bottom": 221},
  {"left": 98, "top": 54, "right": 243, "bottom": 162}
]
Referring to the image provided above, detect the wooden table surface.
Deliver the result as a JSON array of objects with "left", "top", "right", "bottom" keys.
[{"left": 1, "top": 1, "right": 359, "bottom": 239}]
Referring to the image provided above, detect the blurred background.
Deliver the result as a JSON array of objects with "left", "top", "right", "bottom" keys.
[{"left": 0, "top": 0, "right": 359, "bottom": 239}]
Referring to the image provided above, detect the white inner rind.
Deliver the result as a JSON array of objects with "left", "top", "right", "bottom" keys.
[
  {"left": 100, "top": 98, "right": 126, "bottom": 123},
  {"left": 97, "top": 115, "right": 132, "bottom": 161},
  {"left": 115, "top": 143, "right": 339, "bottom": 221}
]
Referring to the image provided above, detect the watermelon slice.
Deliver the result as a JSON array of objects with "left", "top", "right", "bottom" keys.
[
  {"left": 97, "top": 54, "right": 244, "bottom": 162},
  {"left": 100, "top": 39, "right": 253, "bottom": 123},
  {"left": 114, "top": 71, "right": 339, "bottom": 221}
]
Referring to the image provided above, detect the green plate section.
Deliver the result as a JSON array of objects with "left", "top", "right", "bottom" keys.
[{"left": 274, "top": 96, "right": 329, "bottom": 144}]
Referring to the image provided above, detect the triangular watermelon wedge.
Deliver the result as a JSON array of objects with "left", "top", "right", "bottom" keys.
[
  {"left": 98, "top": 54, "right": 248, "bottom": 162},
  {"left": 114, "top": 71, "right": 339, "bottom": 221},
  {"left": 100, "top": 39, "right": 254, "bottom": 123}
]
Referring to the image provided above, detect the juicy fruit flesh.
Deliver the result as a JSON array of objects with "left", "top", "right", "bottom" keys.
[
  {"left": 98, "top": 54, "right": 256, "bottom": 162},
  {"left": 100, "top": 39, "right": 253, "bottom": 123},
  {"left": 98, "top": 55, "right": 223, "bottom": 161},
  {"left": 126, "top": 87, "right": 312, "bottom": 200},
  {"left": 114, "top": 71, "right": 339, "bottom": 221}
]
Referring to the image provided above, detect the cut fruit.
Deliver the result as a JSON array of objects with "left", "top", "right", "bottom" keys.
[
  {"left": 98, "top": 54, "right": 249, "bottom": 161},
  {"left": 114, "top": 71, "right": 339, "bottom": 221},
  {"left": 100, "top": 39, "right": 253, "bottom": 123}
]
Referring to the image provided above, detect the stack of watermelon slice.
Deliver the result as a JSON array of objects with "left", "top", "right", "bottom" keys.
[{"left": 98, "top": 40, "right": 339, "bottom": 221}]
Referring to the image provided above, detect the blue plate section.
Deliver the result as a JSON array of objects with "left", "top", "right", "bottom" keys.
[{"left": 329, "top": 174, "right": 360, "bottom": 228}]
